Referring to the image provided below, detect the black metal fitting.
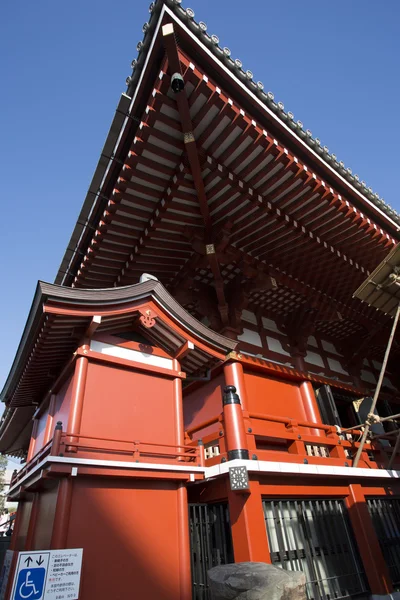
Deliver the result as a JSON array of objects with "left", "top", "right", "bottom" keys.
[
  {"left": 223, "top": 385, "right": 241, "bottom": 406},
  {"left": 252, "top": 454, "right": 258, "bottom": 460},
  {"left": 247, "top": 427, "right": 253, "bottom": 433},
  {"left": 303, "top": 458, "right": 308, "bottom": 464},
  {"left": 227, "top": 449, "right": 250, "bottom": 461},
  {"left": 171, "top": 72, "right": 185, "bottom": 93}
]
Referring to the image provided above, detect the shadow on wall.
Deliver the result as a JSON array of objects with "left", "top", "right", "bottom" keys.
[{"left": 66, "top": 478, "right": 183, "bottom": 600}]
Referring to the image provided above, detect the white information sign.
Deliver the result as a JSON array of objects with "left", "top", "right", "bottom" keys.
[
  {"left": 10, "top": 549, "right": 83, "bottom": 600},
  {"left": 0, "top": 549, "right": 14, "bottom": 600}
]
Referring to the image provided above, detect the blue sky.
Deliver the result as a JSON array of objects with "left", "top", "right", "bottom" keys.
[{"left": 1, "top": 0, "right": 399, "bottom": 395}]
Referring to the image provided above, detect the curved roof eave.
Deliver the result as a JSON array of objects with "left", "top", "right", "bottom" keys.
[
  {"left": 0, "top": 279, "right": 237, "bottom": 407},
  {"left": 55, "top": 0, "right": 400, "bottom": 288}
]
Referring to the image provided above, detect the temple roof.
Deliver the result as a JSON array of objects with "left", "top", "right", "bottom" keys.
[
  {"left": 55, "top": 0, "right": 400, "bottom": 293},
  {"left": 126, "top": 1, "right": 399, "bottom": 227},
  {"left": 0, "top": 279, "right": 237, "bottom": 455},
  {"left": 40, "top": 1, "right": 400, "bottom": 368}
]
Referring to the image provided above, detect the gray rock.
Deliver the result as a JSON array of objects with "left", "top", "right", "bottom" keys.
[{"left": 208, "top": 562, "right": 306, "bottom": 600}]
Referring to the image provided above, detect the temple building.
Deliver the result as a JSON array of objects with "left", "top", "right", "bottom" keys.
[{"left": 1, "top": 2, "right": 400, "bottom": 599}]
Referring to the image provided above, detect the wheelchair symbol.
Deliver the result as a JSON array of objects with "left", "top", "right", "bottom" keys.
[{"left": 14, "top": 568, "right": 45, "bottom": 600}]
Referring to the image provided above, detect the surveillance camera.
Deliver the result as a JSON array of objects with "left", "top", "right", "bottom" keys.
[{"left": 171, "top": 72, "right": 184, "bottom": 93}]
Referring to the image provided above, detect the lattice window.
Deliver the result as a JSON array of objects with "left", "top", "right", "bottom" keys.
[{"left": 263, "top": 499, "right": 368, "bottom": 600}]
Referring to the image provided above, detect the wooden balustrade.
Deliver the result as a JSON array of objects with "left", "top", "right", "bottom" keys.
[
  {"left": 9, "top": 423, "right": 205, "bottom": 491},
  {"left": 59, "top": 431, "right": 202, "bottom": 465},
  {"left": 184, "top": 411, "right": 399, "bottom": 469}
]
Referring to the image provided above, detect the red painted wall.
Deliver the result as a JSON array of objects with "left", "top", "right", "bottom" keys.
[
  {"left": 14, "top": 496, "right": 33, "bottom": 551},
  {"left": 53, "top": 376, "right": 73, "bottom": 430},
  {"left": 81, "top": 362, "right": 177, "bottom": 446},
  {"left": 183, "top": 374, "right": 224, "bottom": 439},
  {"left": 244, "top": 372, "right": 307, "bottom": 424},
  {"left": 66, "top": 479, "right": 181, "bottom": 600},
  {"left": 32, "top": 412, "right": 47, "bottom": 458},
  {"left": 30, "top": 375, "right": 74, "bottom": 457}
]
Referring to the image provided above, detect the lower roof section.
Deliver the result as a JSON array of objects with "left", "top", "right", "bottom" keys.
[{"left": 0, "top": 277, "right": 237, "bottom": 455}]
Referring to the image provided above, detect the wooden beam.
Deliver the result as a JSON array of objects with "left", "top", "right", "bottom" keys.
[
  {"left": 85, "top": 316, "right": 102, "bottom": 339},
  {"left": 162, "top": 23, "right": 212, "bottom": 236}
]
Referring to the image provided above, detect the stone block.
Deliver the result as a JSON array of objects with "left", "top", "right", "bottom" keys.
[{"left": 208, "top": 562, "right": 306, "bottom": 600}]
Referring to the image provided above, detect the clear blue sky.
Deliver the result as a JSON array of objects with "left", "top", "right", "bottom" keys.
[{"left": 1, "top": 0, "right": 399, "bottom": 395}]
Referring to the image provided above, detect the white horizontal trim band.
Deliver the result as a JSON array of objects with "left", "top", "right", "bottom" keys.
[
  {"left": 8, "top": 455, "right": 400, "bottom": 497},
  {"left": 205, "top": 459, "right": 400, "bottom": 480}
]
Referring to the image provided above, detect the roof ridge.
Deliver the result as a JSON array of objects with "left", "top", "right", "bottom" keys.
[{"left": 126, "top": 0, "right": 399, "bottom": 226}]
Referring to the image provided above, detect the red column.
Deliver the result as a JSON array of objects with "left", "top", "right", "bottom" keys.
[
  {"left": 224, "top": 362, "right": 257, "bottom": 455},
  {"left": 67, "top": 355, "right": 89, "bottom": 446},
  {"left": 293, "top": 352, "right": 323, "bottom": 436},
  {"left": 228, "top": 479, "right": 271, "bottom": 563},
  {"left": 299, "top": 381, "right": 321, "bottom": 425},
  {"left": 51, "top": 478, "right": 73, "bottom": 549},
  {"left": 173, "top": 360, "right": 184, "bottom": 454},
  {"left": 177, "top": 483, "right": 192, "bottom": 600},
  {"left": 224, "top": 362, "right": 248, "bottom": 411},
  {"left": 27, "top": 419, "right": 39, "bottom": 462},
  {"left": 173, "top": 360, "right": 192, "bottom": 599},
  {"left": 25, "top": 493, "right": 39, "bottom": 550},
  {"left": 345, "top": 484, "right": 392, "bottom": 595},
  {"left": 222, "top": 386, "right": 249, "bottom": 461},
  {"left": 43, "top": 394, "right": 56, "bottom": 445}
]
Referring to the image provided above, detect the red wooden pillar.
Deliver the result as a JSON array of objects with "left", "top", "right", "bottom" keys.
[
  {"left": 26, "top": 419, "right": 39, "bottom": 462},
  {"left": 43, "top": 394, "right": 56, "bottom": 445},
  {"left": 173, "top": 360, "right": 192, "bottom": 600},
  {"left": 173, "top": 360, "right": 185, "bottom": 453},
  {"left": 228, "top": 479, "right": 271, "bottom": 563},
  {"left": 292, "top": 352, "right": 323, "bottom": 436},
  {"left": 51, "top": 478, "right": 73, "bottom": 549},
  {"left": 67, "top": 354, "right": 89, "bottom": 446},
  {"left": 177, "top": 483, "right": 192, "bottom": 600},
  {"left": 4, "top": 500, "right": 27, "bottom": 600},
  {"left": 345, "top": 484, "right": 393, "bottom": 595},
  {"left": 222, "top": 386, "right": 249, "bottom": 461},
  {"left": 224, "top": 362, "right": 248, "bottom": 411},
  {"left": 224, "top": 362, "right": 257, "bottom": 455},
  {"left": 25, "top": 493, "right": 39, "bottom": 550}
]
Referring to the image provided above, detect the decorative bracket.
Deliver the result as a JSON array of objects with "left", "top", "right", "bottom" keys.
[{"left": 139, "top": 307, "right": 157, "bottom": 328}]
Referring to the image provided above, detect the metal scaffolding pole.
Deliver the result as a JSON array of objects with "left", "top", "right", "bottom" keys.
[
  {"left": 353, "top": 303, "right": 400, "bottom": 468},
  {"left": 340, "top": 411, "right": 400, "bottom": 436},
  {"left": 388, "top": 428, "right": 400, "bottom": 470}
]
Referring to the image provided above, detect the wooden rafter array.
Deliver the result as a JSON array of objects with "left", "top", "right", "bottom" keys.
[{"left": 70, "top": 44, "right": 397, "bottom": 351}]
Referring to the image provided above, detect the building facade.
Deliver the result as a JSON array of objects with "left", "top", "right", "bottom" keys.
[{"left": 1, "top": 2, "right": 400, "bottom": 599}]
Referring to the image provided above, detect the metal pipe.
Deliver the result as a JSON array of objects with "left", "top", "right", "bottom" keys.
[
  {"left": 372, "top": 429, "right": 399, "bottom": 440},
  {"left": 353, "top": 303, "right": 400, "bottom": 467},
  {"left": 341, "top": 411, "right": 400, "bottom": 435},
  {"left": 379, "top": 411, "right": 400, "bottom": 423},
  {"left": 388, "top": 429, "right": 400, "bottom": 469}
]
